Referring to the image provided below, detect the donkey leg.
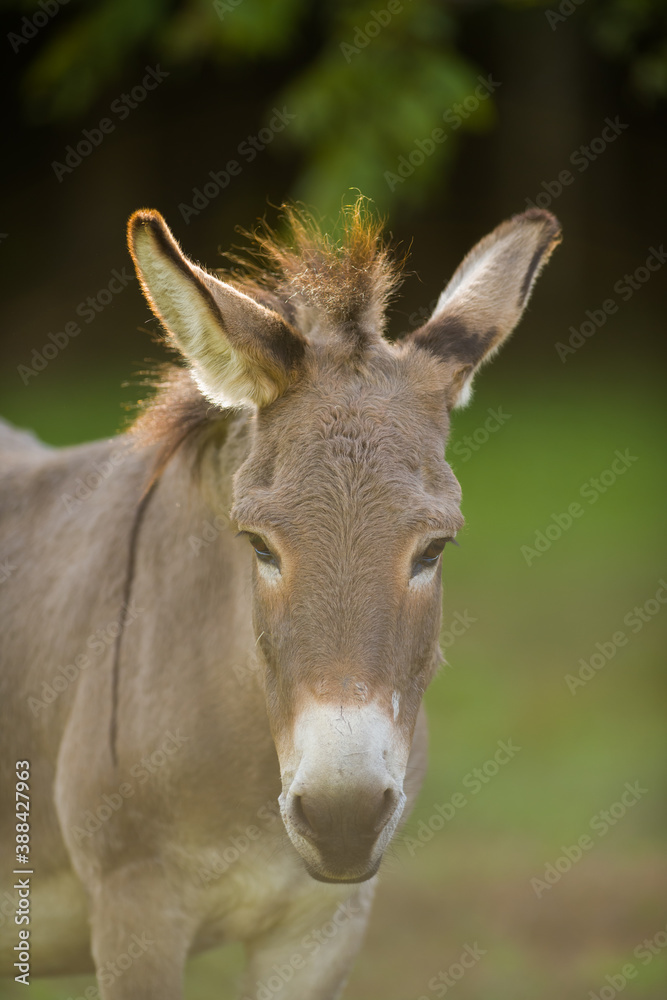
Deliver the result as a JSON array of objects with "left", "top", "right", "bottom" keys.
[
  {"left": 87, "top": 862, "right": 194, "bottom": 1000},
  {"left": 239, "top": 882, "right": 375, "bottom": 1000}
]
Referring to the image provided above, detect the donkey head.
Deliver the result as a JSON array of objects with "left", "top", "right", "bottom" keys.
[{"left": 128, "top": 205, "right": 560, "bottom": 883}]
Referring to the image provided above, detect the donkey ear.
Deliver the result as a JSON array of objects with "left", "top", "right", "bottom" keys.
[
  {"left": 127, "top": 210, "right": 306, "bottom": 408},
  {"left": 407, "top": 209, "right": 561, "bottom": 408}
]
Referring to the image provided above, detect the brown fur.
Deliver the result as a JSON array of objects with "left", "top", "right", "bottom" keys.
[
  {"left": 0, "top": 203, "right": 560, "bottom": 1000},
  {"left": 227, "top": 199, "right": 403, "bottom": 342}
]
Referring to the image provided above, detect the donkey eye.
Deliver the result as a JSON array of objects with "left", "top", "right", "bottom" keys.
[
  {"left": 411, "top": 537, "right": 451, "bottom": 578},
  {"left": 248, "top": 534, "right": 278, "bottom": 567}
]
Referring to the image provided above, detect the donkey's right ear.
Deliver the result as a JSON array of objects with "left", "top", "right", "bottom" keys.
[{"left": 127, "top": 210, "right": 306, "bottom": 408}]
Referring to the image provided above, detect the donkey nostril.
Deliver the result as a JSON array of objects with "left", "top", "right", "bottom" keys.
[
  {"left": 292, "top": 794, "right": 320, "bottom": 839},
  {"left": 290, "top": 785, "right": 400, "bottom": 842},
  {"left": 374, "top": 787, "right": 399, "bottom": 832},
  {"left": 292, "top": 794, "right": 307, "bottom": 827}
]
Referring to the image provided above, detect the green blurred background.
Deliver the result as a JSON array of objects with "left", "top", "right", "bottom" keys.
[{"left": 1, "top": 0, "right": 666, "bottom": 997}]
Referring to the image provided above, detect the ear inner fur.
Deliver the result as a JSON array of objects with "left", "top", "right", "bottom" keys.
[
  {"left": 405, "top": 208, "right": 562, "bottom": 408},
  {"left": 127, "top": 209, "right": 306, "bottom": 409},
  {"left": 126, "top": 204, "right": 560, "bottom": 414}
]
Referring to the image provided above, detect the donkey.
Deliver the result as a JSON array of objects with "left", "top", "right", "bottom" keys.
[{"left": 0, "top": 202, "right": 560, "bottom": 999}]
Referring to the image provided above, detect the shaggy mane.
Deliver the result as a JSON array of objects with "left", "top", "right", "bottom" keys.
[
  {"left": 129, "top": 199, "right": 403, "bottom": 473},
  {"left": 226, "top": 197, "right": 403, "bottom": 337},
  {"left": 128, "top": 367, "right": 226, "bottom": 486}
]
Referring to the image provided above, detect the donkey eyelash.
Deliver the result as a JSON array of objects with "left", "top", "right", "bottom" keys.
[
  {"left": 410, "top": 536, "right": 458, "bottom": 579},
  {"left": 418, "top": 535, "right": 459, "bottom": 553},
  {"left": 238, "top": 530, "right": 281, "bottom": 569}
]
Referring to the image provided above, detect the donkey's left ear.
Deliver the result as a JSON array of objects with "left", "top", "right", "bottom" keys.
[
  {"left": 406, "top": 209, "right": 561, "bottom": 408},
  {"left": 127, "top": 209, "right": 306, "bottom": 408}
]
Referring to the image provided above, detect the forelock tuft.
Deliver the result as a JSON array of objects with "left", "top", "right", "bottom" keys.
[{"left": 222, "top": 197, "right": 403, "bottom": 350}]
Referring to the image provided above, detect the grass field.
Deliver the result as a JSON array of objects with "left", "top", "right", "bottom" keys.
[{"left": 1, "top": 365, "right": 664, "bottom": 999}]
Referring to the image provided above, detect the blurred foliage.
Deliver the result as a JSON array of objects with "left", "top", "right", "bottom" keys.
[
  {"left": 5, "top": 0, "right": 667, "bottom": 215},
  {"left": 12, "top": 0, "right": 489, "bottom": 217},
  {"left": 589, "top": 0, "right": 667, "bottom": 102}
]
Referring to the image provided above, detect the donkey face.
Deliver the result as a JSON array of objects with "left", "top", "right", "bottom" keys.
[
  {"left": 128, "top": 205, "right": 561, "bottom": 883},
  {"left": 230, "top": 351, "right": 464, "bottom": 881}
]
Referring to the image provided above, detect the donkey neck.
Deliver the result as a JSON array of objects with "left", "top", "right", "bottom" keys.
[{"left": 112, "top": 409, "right": 280, "bottom": 780}]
